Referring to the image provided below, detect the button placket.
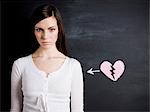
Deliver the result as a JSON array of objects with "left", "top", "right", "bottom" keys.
[
  {"left": 44, "top": 79, "right": 48, "bottom": 93},
  {"left": 42, "top": 78, "right": 49, "bottom": 112}
]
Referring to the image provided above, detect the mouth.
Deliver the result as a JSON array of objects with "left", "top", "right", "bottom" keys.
[{"left": 41, "top": 42, "right": 52, "bottom": 45}]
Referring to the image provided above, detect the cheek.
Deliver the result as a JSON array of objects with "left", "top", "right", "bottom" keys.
[
  {"left": 54, "top": 31, "right": 58, "bottom": 38},
  {"left": 55, "top": 30, "right": 59, "bottom": 37},
  {"left": 34, "top": 32, "right": 41, "bottom": 39},
  {"left": 34, "top": 33, "right": 42, "bottom": 44},
  {"left": 51, "top": 31, "right": 58, "bottom": 40}
]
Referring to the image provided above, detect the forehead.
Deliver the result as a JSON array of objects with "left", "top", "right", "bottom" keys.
[{"left": 35, "top": 16, "right": 57, "bottom": 28}]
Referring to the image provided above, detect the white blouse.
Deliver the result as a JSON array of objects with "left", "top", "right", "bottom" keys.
[{"left": 10, "top": 54, "right": 84, "bottom": 112}]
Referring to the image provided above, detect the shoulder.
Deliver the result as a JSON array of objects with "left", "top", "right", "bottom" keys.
[
  {"left": 67, "top": 56, "right": 82, "bottom": 67},
  {"left": 67, "top": 57, "right": 83, "bottom": 74},
  {"left": 11, "top": 54, "right": 31, "bottom": 74},
  {"left": 13, "top": 54, "right": 31, "bottom": 67}
]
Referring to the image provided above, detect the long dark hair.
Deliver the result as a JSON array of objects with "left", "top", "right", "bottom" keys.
[{"left": 30, "top": 4, "right": 67, "bottom": 55}]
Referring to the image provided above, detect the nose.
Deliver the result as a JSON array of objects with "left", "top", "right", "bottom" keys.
[{"left": 41, "top": 31, "right": 49, "bottom": 39}]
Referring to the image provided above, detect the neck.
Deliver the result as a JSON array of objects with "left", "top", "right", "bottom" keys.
[{"left": 33, "top": 45, "right": 62, "bottom": 58}]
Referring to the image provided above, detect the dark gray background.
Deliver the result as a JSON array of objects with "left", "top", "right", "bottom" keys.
[{"left": 1, "top": 0, "right": 149, "bottom": 111}]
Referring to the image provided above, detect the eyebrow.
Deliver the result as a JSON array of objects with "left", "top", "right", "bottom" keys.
[
  {"left": 34, "top": 27, "right": 43, "bottom": 31},
  {"left": 35, "top": 26, "right": 56, "bottom": 29}
]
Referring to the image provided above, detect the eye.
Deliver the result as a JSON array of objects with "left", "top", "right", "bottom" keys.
[
  {"left": 35, "top": 28, "right": 42, "bottom": 32},
  {"left": 49, "top": 28, "right": 55, "bottom": 32}
]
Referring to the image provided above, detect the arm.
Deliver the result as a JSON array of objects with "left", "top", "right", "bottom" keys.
[
  {"left": 71, "top": 60, "right": 84, "bottom": 112},
  {"left": 10, "top": 61, "right": 23, "bottom": 112}
]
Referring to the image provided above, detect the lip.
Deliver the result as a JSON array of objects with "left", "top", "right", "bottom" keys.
[
  {"left": 41, "top": 41, "right": 51, "bottom": 43},
  {"left": 41, "top": 42, "right": 52, "bottom": 45}
]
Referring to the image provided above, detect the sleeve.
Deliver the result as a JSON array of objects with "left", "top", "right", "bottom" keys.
[
  {"left": 10, "top": 60, "right": 23, "bottom": 112},
  {"left": 71, "top": 60, "right": 84, "bottom": 112}
]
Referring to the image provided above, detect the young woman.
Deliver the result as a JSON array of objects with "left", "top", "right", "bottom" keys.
[{"left": 10, "top": 4, "right": 84, "bottom": 112}]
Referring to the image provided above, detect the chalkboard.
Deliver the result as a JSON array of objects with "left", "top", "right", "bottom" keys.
[{"left": 1, "top": 0, "right": 149, "bottom": 111}]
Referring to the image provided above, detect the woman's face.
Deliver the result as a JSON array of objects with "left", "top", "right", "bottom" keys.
[{"left": 34, "top": 16, "right": 59, "bottom": 49}]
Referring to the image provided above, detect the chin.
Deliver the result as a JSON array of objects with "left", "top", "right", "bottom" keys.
[{"left": 40, "top": 44, "right": 54, "bottom": 49}]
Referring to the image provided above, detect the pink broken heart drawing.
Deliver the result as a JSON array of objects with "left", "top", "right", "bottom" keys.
[{"left": 100, "top": 60, "right": 125, "bottom": 81}]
